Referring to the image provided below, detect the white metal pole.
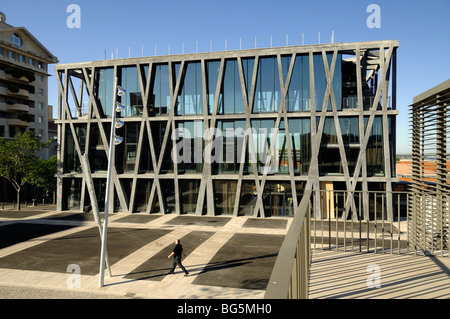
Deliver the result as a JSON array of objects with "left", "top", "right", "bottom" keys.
[{"left": 99, "top": 76, "right": 118, "bottom": 288}]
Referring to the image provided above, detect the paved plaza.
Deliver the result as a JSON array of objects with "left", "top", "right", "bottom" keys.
[
  {"left": 0, "top": 205, "right": 449, "bottom": 300},
  {"left": 0, "top": 205, "right": 290, "bottom": 299}
]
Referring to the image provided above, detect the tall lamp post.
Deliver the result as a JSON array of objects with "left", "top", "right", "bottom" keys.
[{"left": 99, "top": 77, "right": 125, "bottom": 288}]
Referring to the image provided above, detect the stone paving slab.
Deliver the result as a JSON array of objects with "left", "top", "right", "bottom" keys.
[{"left": 0, "top": 206, "right": 289, "bottom": 299}]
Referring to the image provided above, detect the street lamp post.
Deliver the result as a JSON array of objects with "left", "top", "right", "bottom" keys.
[{"left": 99, "top": 77, "right": 125, "bottom": 288}]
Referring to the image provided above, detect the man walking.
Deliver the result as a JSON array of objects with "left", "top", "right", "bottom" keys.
[{"left": 167, "top": 239, "right": 189, "bottom": 276}]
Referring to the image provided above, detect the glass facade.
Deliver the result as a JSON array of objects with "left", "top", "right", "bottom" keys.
[{"left": 57, "top": 42, "right": 397, "bottom": 217}]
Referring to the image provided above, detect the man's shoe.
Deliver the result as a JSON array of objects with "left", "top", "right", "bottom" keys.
[{"left": 184, "top": 273, "right": 189, "bottom": 277}]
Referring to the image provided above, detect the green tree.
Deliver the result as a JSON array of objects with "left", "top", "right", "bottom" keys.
[
  {"left": 0, "top": 131, "right": 52, "bottom": 210},
  {"left": 28, "top": 155, "right": 58, "bottom": 204}
]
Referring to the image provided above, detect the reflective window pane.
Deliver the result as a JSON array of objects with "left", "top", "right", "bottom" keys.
[
  {"left": 287, "top": 54, "right": 310, "bottom": 112},
  {"left": 120, "top": 66, "right": 142, "bottom": 117},
  {"left": 206, "top": 60, "right": 221, "bottom": 114},
  {"left": 176, "top": 62, "right": 203, "bottom": 115},
  {"left": 149, "top": 64, "right": 170, "bottom": 115},
  {"left": 222, "top": 59, "right": 244, "bottom": 114},
  {"left": 179, "top": 180, "right": 200, "bottom": 214},
  {"left": 254, "top": 56, "right": 281, "bottom": 113},
  {"left": 95, "top": 68, "right": 114, "bottom": 117},
  {"left": 214, "top": 180, "right": 237, "bottom": 215}
]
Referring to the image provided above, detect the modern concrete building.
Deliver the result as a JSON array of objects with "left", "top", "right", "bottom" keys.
[
  {"left": 55, "top": 40, "right": 398, "bottom": 219},
  {"left": 0, "top": 12, "right": 58, "bottom": 202}
]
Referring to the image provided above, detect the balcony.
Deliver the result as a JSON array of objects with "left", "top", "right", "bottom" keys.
[
  {"left": 7, "top": 102, "right": 30, "bottom": 113},
  {"left": 7, "top": 88, "right": 30, "bottom": 99},
  {"left": 7, "top": 118, "right": 29, "bottom": 127},
  {"left": 5, "top": 73, "right": 31, "bottom": 83}
]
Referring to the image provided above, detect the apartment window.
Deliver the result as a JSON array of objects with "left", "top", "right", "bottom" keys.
[
  {"left": 38, "top": 89, "right": 44, "bottom": 96},
  {"left": 38, "top": 75, "right": 43, "bottom": 82},
  {"left": 38, "top": 103, "right": 43, "bottom": 109},
  {"left": 0, "top": 126, "right": 4, "bottom": 137},
  {"left": 11, "top": 33, "right": 22, "bottom": 47},
  {"left": 38, "top": 116, "right": 43, "bottom": 123}
]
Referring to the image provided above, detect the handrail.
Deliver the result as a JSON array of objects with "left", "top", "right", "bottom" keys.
[{"left": 264, "top": 189, "right": 312, "bottom": 299}]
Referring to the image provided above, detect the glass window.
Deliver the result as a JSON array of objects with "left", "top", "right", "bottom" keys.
[
  {"left": 135, "top": 179, "right": 152, "bottom": 212},
  {"left": 179, "top": 180, "right": 200, "bottom": 214},
  {"left": 339, "top": 117, "right": 359, "bottom": 144},
  {"left": 11, "top": 33, "right": 22, "bottom": 47},
  {"left": 95, "top": 68, "right": 114, "bottom": 118},
  {"left": 119, "top": 66, "right": 142, "bottom": 117},
  {"left": 213, "top": 120, "right": 246, "bottom": 174},
  {"left": 176, "top": 121, "right": 204, "bottom": 173},
  {"left": 206, "top": 60, "right": 221, "bottom": 114},
  {"left": 322, "top": 117, "right": 338, "bottom": 144},
  {"left": 366, "top": 116, "right": 384, "bottom": 176},
  {"left": 138, "top": 125, "right": 153, "bottom": 173},
  {"left": 62, "top": 178, "right": 82, "bottom": 210},
  {"left": 214, "top": 180, "right": 237, "bottom": 215},
  {"left": 149, "top": 64, "right": 170, "bottom": 115},
  {"left": 288, "top": 118, "right": 311, "bottom": 175},
  {"left": 115, "top": 122, "right": 139, "bottom": 172},
  {"left": 89, "top": 123, "right": 109, "bottom": 172},
  {"left": 242, "top": 57, "right": 255, "bottom": 97},
  {"left": 239, "top": 181, "right": 257, "bottom": 216},
  {"left": 342, "top": 55, "right": 358, "bottom": 109},
  {"left": 160, "top": 179, "right": 176, "bottom": 213},
  {"left": 254, "top": 56, "right": 281, "bottom": 113},
  {"left": 155, "top": 123, "right": 174, "bottom": 174},
  {"left": 314, "top": 53, "right": 342, "bottom": 111},
  {"left": 263, "top": 182, "right": 294, "bottom": 217},
  {"left": 318, "top": 148, "right": 342, "bottom": 176},
  {"left": 250, "top": 119, "right": 279, "bottom": 174},
  {"left": 64, "top": 124, "right": 85, "bottom": 173},
  {"left": 287, "top": 54, "right": 310, "bottom": 112},
  {"left": 221, "top": 59, "right": 244, "bottom": 114},
  {"left": 176, "top": 62, "right": 203, "bottom": 115}
]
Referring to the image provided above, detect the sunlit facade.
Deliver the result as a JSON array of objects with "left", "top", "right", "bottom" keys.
[{"left": 56, "top": 40, "right": 398, "bottom": 218}]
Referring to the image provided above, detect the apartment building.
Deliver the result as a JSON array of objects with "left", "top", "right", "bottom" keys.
[{"left": 0, "top": 12, "right": 58, "bottom": 202}]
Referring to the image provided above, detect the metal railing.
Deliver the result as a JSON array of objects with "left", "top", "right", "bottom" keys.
[
  {"left": 265, "top": 189, "right": 312, "bottom": 299},
  {"left": 265, "top": 189, "right": 449, "bottom": 299}
]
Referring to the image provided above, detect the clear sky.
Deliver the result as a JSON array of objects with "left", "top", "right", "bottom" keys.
[{"left": 1, "top": 0, "right": 449, "bottom": 155}]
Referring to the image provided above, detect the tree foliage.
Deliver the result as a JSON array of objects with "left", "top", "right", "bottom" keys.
[
  {"left": 0, "top": 131, "right": 52, "bottom": 209},
  {"left": 28, "top": 155, "right": 58, "bottom": 197}
]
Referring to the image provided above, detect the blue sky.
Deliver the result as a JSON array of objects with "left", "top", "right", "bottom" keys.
[{"left": 2, "top": 0, "right": 449, "bottom": 154}]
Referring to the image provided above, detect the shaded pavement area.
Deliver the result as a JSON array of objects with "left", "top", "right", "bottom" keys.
[{"left": 0, "top": 206, "right": 290, "bottom": 299}]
